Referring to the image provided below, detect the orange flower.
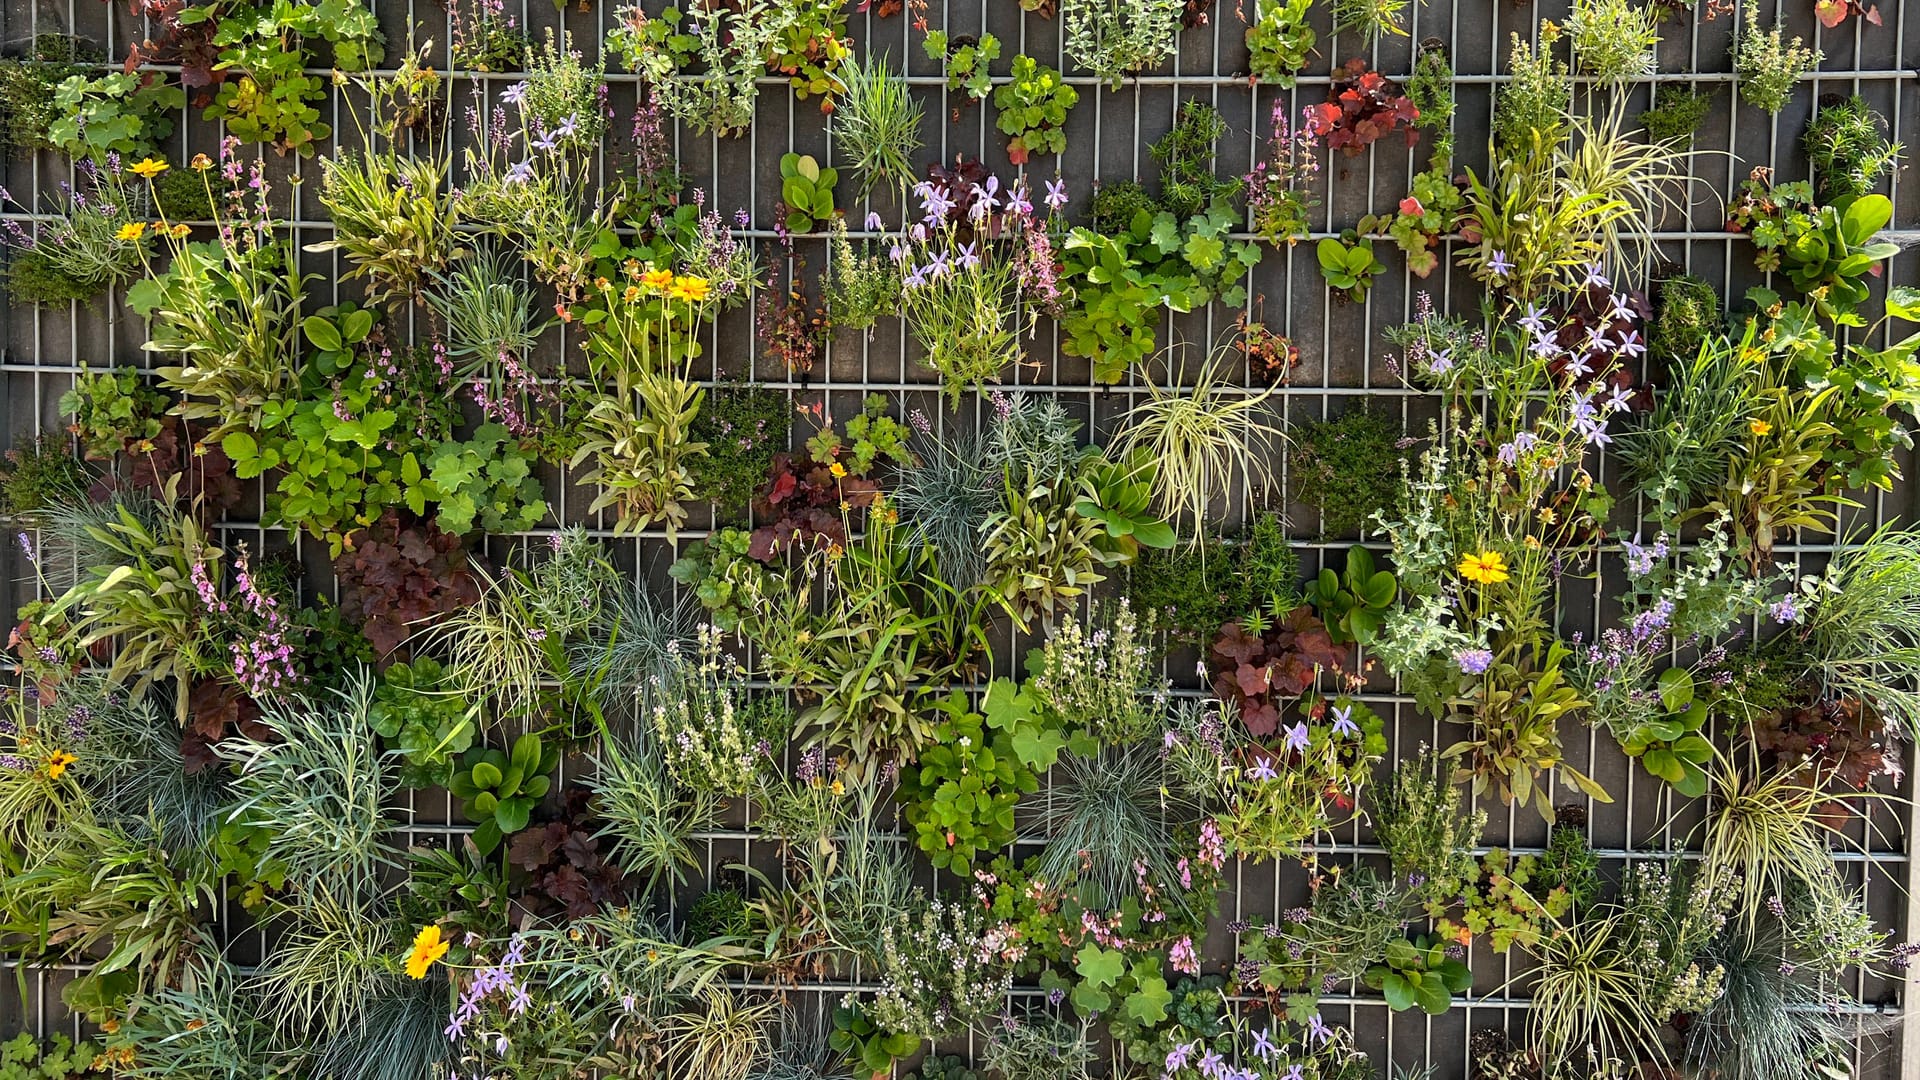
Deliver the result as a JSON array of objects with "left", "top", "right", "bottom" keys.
[
  {"left": 1750, "top": 419, "right": 1772, "bottom": 436},
  {"left": 668, "top": 275, "right": 711, "bottom": 302},
  {"left": 640, "top": 267, "right": 673, "bottom": 292},
  {"left": 404, "top": 925, "right": 449, "bottom": 979}
]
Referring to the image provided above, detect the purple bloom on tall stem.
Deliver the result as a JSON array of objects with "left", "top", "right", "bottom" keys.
[
  {"left": 1455, "top": 648, "right": 1494, "bottom": 675},
  {"left": 500, "top": 81, "right": 529, "bottom": 105},
  {"left": 1283, "top": 721, "right": 1309, "bottom": 753},
  {"left": 1044, "top": 176, "right": 1068, "bottom": 211},
  {"left": 1330, "top": 703, "right": 1359, "bottom": 738},
  {"left": 863, "top": 210, "right": 883, "bottom": 230},
  {"left": 1306, "top": 1012, "right": 1332, "bottom": 1045},
  {"left": 1487, "top": 249, "right": 1513, "bottom": 278}
]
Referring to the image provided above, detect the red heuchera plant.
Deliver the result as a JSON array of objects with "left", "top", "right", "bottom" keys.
[
  {"left": 747, "top": 452, "right": 881, "bottom": 561},
  {"left": 183, "top": 678, "right": 273, "bottom": 774},
  {"left": 506, "top": 788, "right": 627, "bottom": 920},
  {"left": 333, "top": 510, "right": 483, "bottom": 659},
  {"left": 1208, "top": 607, "right": 1346, "bottom": 737},
  {"left": 1305, "top": 59, "right": 1420, "bottom": 156}
]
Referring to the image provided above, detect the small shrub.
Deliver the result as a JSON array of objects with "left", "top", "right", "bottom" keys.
[
  {"left": 1803, "top": 95, "right": 1901, "bottom": 201},
  {"left": 1288, "top": 404, "right": 1404, "bottom": 535},
  {"left": 1640, "top": 84, "right": 1713, "bottom": 147},
  {"left": 1735, "top": 3, "right": 1823, "bottom": 115},
  {"left": 690, "top": 385, "right": 791, "bottom": 517}
]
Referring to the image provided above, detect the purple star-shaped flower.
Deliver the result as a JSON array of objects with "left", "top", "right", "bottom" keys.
[
  {"left": 1487, "top": 249, "right": 1513, "bottom": 278},
  {"left": 1044, "top": 176, "right": 1069, "bottom": 211},
  {"left": 1248, "top": 759, "right": 1277, "bottom": 782},
  {"left": 1283, "top": 722, "right": 1310, "bottom": 754},
  {"left": 1252, "top": 1027, "right": 1278, "bottom": 1062},
  {"left": 1330, "top": 703, "right": 1359, "bottom": 738},
  {"left": 1306, "top": 1012, "right": 1332, "bottom": 1045}
]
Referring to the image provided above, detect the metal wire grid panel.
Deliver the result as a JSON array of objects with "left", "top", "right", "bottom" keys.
[{"left": 1, "top": 0, "right": 1918, "bottom": 1074}]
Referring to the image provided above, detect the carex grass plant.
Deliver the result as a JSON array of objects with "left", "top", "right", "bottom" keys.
[
  {"left": 1115, "top": 341, "right": 1284, "bottom": 542},
  {"left": 1038, "top": 740, "right": 1198, "bottom": 915}
]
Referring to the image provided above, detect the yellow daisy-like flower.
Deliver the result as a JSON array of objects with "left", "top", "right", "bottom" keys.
[
  {"left": 640, "top": 267, "right": 673, "bottom": 292},
  {"left": 116, "top": 222, "right": 147, "bottom": 241},
  {"left": 45, "top": 750, "right": 76, "bottom": 779},
  {"left": 1457, "top": 550, "right": 1510, "bottom": 586},
  {"left": 828, "top": 462, "right": 847, "bottom": 479},
  {"left": 170, "top": 224, "right": 190, "bottom": 239},
  {"left": 1749, "top": 419, "right": 1772, "bottom": 436},
  {"left": 404, "top": 924, "right": 449, "bottom": 979},
  {"left": 128, "top": 158, "right": 169, "bottom": 179},
  {"left": 668, "top": 275, "right": 711, "bottom": 303}
]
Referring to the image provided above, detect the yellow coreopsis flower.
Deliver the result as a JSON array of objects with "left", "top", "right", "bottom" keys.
[
  {"left": 116, "top": 222, "right": 147, "bottom": 241},
  {"left": 668, "top": 275, "right": 711, "bottom": 302},
  {"left": 828, "top": 462, "right": 847, "bottom": 479},
  {"left": 404, "top": 924, "right": 449, "bottom": 979},
  {"left": 128, "top": 158, "right": 169, "bottom": 179},
  {"left": 1457, "top": 550, "right": 1510, "bottom": 586},
  {"left": 640, "top": 267, "right": 673, "bottom": 292},
  {"left": 1749, "top": 419, "right": 1772, "bottom": 436},
  {"left": 44, "top": 750, "right": 76, "bottom": 779}
]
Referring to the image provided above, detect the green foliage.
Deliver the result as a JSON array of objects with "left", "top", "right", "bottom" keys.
[
  {"left": 777, "top": 153, "right": 837, "bottom": 234},
  {"left": 896, "top": 690, "right": 1042, "bottom": 872},
  {"left": 1060, "top": 209, "right": 1262, "bottom": 382},
  {"left": 1288, "top": 404, "right": 1404, "bottom": 535},
  {"left": 829, "top": 1001, "right": 919, "bottom": 1077},
  {"left": 925, "top": 30, "right": 1000, "bottom": 101},
  {"left": 1333, "top": 0, "right": 1409, "bottom": 41},
  {"left": 368, "top": 657, "right": 476, "bottom": 789},
  {"left": 1406, "top": 45, "right": 1455, "bottom": 133},
  {"left": 1244, "top": 0, "right": 1315, "bottom": 88},
  {"left": 1364, "top": 935, "right": 1472, "bottom": 1014},
  {"left": 0, "top": 1033, "right": 105, "bottom": 1080},
  {"left": 448, "top": 733, "right": 560, "bottom": 855},
  {"left": 824, "top": 216, "right": 901, "bottom": 331},
  {"left": 423, "top": 423, "right": 547, "bottom": 536},
  {"left": 1430, "top": 848, "right": 1574, "bottom": 952},
  {"left": 994, "top": 55, "right": 1078, "bottom": 164},
  {"left": 0, "top": 436, "right": 86, "bottom": 518},
  {"left": 1803, "top": 95, "right": 1902, "bottom": 201},
  {"left": 1648, "top": 274, "right": 1722, "bottom": 362},
  {"left": 1566, "top": 0, "right": 1659, "bottom": 83},
  {"left": 1640, "top": 84, "right": 1713, "bottom": 148},
  {"left": 60, "top": 365, "right": 169, "bottom": 460},
  {"left": 5, "top": 249, "right": 98, "bottom": 307},
  {"left": 1062, "top": 0, "right": 1184, "bottom": 89},
  {"left": 1735, "top": 181, "right": 1898, "bottom": 320},
  {"left": 0, "top": 35, "right": 100, "bottom": 152},
  {"left": 803, "top": 394, "right": 911, "bottom": 474},
  {"left": 1073, "top": 452, "right": 1178, "bottom": 559},
  {"left": 1127, "top": 510, "right": 1299, "bottom": 641},
  {"left": 1492, "top": 24, "right": 1571, "bottom": 153},
  {"left": 1374, "top": 747, "right": 1486, "bottom": 909},
  {"left": 763, "top": 0, "right": 849, "bottom": 105},
  {"left": 307, "top": 146, "right": 457, "bottom": 309},
  {"left": 1735, "top": 4, "right": 1822, "bottom": 115},
  {"left": 1316, "top": 236, "right": 1386, "bottom": 303},
  {"left": 48, "top": 71, "right": 184, "bottom": 159},
  {"left": 1306, "top": 546, "right": 1399, "bottom": 645},
  {"left": 198, "top": 0, "right": 387, "bottom": 154},
  {"left": 1615, "top": 668, "right": 1714, "bottom": 797},
  {"left": 610, "top": 1, "right": 778, "bottom": 138}
]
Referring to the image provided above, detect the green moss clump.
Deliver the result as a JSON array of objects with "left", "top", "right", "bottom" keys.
[
  {"left": 1649, "top": 274, "right": 1722, "bottom": 363},
  {"left": 690, "top": 385, "right": 791, "bottom": 518},
  {"left": 1128, "top": 511, "right": 1300, "bottom": 642}
]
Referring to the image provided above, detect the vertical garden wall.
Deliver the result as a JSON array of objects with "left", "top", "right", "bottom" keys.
[{"left": 0, "top": 0, "right": 1916, "bottom": 1076}]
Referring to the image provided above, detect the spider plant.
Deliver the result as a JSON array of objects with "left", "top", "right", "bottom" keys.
[
  {"left": 1803, "top": 524, "right": 1920, "bottom": 736},
  {"left": 216, "top": 672, "right": 395, "bottom": 903},
  {"left": 1559, "top": 103, "right": 1709, "bottom": 279},
  {"left": 1116, "top": 345, "right": 1283, "bottom": 542},
  {"left": 663, "top": 986, "right": 778, "bottom": 1079},
  {"left": 1037, "top": 741, "right": 1199, "bottom": 915},
  {"left": 830, "top": 51, "right": 923, "bottom": 197},
  {"left": 1695, "top": 746, "right": 1877, "bottom": 931},
  {"left": 1460, "top": 130, "right": 1635, "bottom": 299}
]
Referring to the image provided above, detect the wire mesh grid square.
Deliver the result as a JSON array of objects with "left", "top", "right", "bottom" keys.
[{"left": 0, "top": 0, "right": 1916, "bottom": 1074}]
